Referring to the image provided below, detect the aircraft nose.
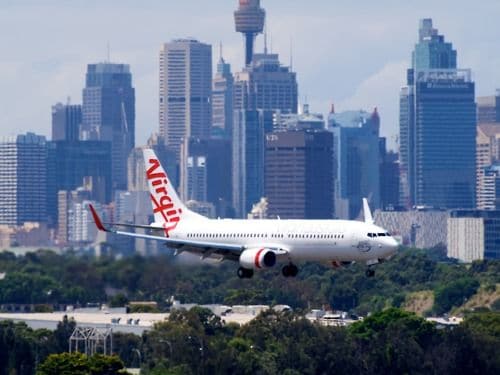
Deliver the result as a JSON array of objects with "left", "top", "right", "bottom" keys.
[{"left": 388, "top": 238, "right": 399, "bottom": 254}]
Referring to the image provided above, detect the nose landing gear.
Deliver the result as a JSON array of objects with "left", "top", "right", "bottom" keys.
[{"left": 365, "top": 268, "right": 375, "bottom": 278}]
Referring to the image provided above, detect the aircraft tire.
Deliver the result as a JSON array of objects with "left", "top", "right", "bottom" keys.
[
  {"left": 365, "top": 268, "right": 375, "bottom": 278},
  {"left": 237, "top": 267, "right": 254, "bottom": 279},
  {"left": 282, "top": 265, "right": 291, "bottom": 277}
]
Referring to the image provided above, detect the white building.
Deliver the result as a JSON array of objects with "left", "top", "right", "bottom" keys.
[
  {"left": 0, "top": 133, "right": 47, "bottom": 225},
  {"left": 159, "top": 39, "right": 212, "bottom": 161}
]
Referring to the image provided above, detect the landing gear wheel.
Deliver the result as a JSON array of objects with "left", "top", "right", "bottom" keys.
[
  {"left": 282, "top": 264, "right": 299, "bottom": 278},
  {"left": 365, "top": 268, "right": 375, "bottom": 278},
  {"left": 237, "top": 267, "right": 254, "bottom": 279}
]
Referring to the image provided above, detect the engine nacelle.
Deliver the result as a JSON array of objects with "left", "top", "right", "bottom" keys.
[{"left": 239, "top": 248, "right": 277, "bottom": 270}]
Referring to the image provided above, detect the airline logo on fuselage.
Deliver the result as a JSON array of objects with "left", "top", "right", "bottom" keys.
[{"left": 146, "top": 158, "right": 182, "bottom": 237}]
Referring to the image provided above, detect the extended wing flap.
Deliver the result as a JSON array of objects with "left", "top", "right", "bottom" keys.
[{"left": 88, "top": 204, "right": 243, "bottom": 259}]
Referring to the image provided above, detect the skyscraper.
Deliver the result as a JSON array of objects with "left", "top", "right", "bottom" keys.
[
  {"left": 82, "top": 63, "right": 135, "bottom": 191},
  {"left": 180, "top": 137, "right": 232, "bottom": 217},
  {"left": 399, "top": 19, "right": 476, "bottom": 209},
  {"left": 212, "top": 52, "right": 234, "bottom": 138},
  {"left": 477, "top": 91, "right": 500, "bottom": 124},
  {"left": 159, "top": 39, "right": 212, "bottom": 162},
  {"left": 232, "top": 52, "right": 298, "bottom": 217},
  {"left": 0, "top": 133, "right": 48, "bottom": 225},
  {"left": 329, "top": 109, "right": 380, "bottom": 219},
  {"left": 52, "top": 102, "right": 81, "bottom": 141},
  {"left": 265, "top": 129, "right": 333, "bottom": 219}
]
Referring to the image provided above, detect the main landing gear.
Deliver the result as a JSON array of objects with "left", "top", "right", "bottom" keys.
[
  {"left": 282, "top": 263, "right": 299, "bottom": 278},
  {"left": 237, "top": 267, "right": 254, "bottom": 279}
]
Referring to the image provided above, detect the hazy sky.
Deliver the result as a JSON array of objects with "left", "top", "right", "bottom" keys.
[{"left": 1, "top": 0, "right": 499, "bottom": 149}]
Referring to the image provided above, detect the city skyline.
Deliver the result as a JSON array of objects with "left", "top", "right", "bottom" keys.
[{"left": 2, "top": 1, "right": 500, "bottom": 149}]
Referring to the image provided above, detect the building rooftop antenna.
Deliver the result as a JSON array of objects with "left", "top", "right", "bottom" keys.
[
  {"left": 264, "top": 21, "right": 268, "bottom": 54},
  {"left": 106, "top": 42, "right": 110, "bottom": 63}
]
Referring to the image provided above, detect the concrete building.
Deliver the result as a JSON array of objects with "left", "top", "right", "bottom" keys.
[
  {"left": 477, "top": 91, "right": 500, "bottom": 124},
  {"left": 159, "top": 39, "right": 212, "bottom": 161},
  {"left": 234, "top": 0, "right": 265, "bottom": 66},
  {"left": 448, "top": 210, "right": 500, "bottom": 262},
  {"left": 0, "top": 223, "right": 50, "bottom": 249},
  {"left": 82, "top": 63, "right": 135, "bottom": 191},
  {"left": 374, "top": 209, "right": 448, "bottom": 248},
  {"left": 273, "top": 103, "right": 325, "bottom": 132},
  {"left": 212, "top": 52, "right": 234, "bottom": 138},
  {"left": 0, "top": 133, "right": 48, "bottom": 225},
  {"left": 476, "top": 164, "right": 500, "bottom": 210},
  {"left": 68, "top": 199, "right": 101, "bottom": 244},
  {"left": 265, "top": 130, "right": 334, "bottom": 219},
  {"left": 476, "top": 124, "right": 500, "bottom": 207},
  {"left": 52, "top": 102, "right": 81, "bottom": 141},
  {"left": 399, "top": 19, "right": 476, "bottom": 209},
  {"left": 329, "top": 108, "right": 380, "bottom": 220}
]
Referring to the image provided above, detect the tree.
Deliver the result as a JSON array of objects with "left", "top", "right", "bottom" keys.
[{"left": 37, "top": 352, "right": 128, "bottom": 375}]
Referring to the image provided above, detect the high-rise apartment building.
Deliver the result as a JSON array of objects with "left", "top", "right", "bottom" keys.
[
  {"left": 212, "top": 53, "right": 234, "bottom": 138},
  {"left": 329, "top": 109, "right": 380, "bottom": 220},
  {"left": 265, "top": 130, "right": 333, "bottom": 219},
  {"left": 0, "top": 133, "right": 48, "bottom": 225},
  {"left": 82, "top": 63, "right": 135, "bottom": 191},
  {"left": 399, "top": 19, "right": 476, "bottom": 209},
  {"left": 52, "top": 102, "right": 81, "bottom": 141},
  {"left": 159, "top": 39, "right": 212, "bottom": 162}
]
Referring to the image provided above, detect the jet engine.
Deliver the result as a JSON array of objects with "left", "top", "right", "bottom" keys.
[{"left": 239, "top": 248, "right": 277, "bottom": 270}]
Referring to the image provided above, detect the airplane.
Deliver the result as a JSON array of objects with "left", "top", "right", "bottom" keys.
[{"left": 89, "top": 149, "right": 398, "bottom": 279}]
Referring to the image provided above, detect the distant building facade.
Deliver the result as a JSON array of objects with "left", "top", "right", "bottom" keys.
[
  {"left": 232, "top": 52, "right": 298, "bottom": 217},
  {"left": 159, "top": 39, "right": 212, "bottom": 161},
  {"left": 180, "top": 137, "right": 232, "bottom": 217},
  {"left": 399, "top": 19, "right": 476, "bottom": 209},
  {"left": 0, "top": 133, "right": 48, "bottom": 225},
  {"left": 448, "top": 209, "right": 500, "bottom": 262},
  {"left": 379, "top": 138, "right": 400, "bottom": 210},
  {"left": 265, "top": 129, "right": 333, "bottom": 219},
  {"left": 82, "top": 63, "right": 135, "bottom": 191},
  {"left": 212, "top": 54, "right": 234, "bottom": 138},
  {"left": 477, "top": 91, "right": 500, "bottom": 124},
  {"left": 52, "top": 102, "right": 81, "bottom": 141},
  {"left": 374, "top": 209, "right": 448, "bottom": 249},
  {"left": 329, "top": 109, "right": 380, "bottom": 220}
]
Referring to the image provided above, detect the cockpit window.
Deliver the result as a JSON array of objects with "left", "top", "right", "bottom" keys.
[
  {"left": 386, "top": 232, "right": 391, "bottom": 236},
  {"left": 367, "top": 233, "right": 377, "bottom": 238},
  {"left": 378, "top": 233, "right": 386, "bottom": 237}
]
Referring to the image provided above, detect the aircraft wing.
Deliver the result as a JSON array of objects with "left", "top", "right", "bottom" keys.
[{"left": 89, "top": 204, "right": 244, "bottom": 262}]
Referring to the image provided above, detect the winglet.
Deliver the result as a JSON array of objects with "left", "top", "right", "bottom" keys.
[
  {"left": 88, "top": 204, "right": 108, "bottom": 232},
  {"left": 362, "top": 198, "right": 374, "bottom": 225}
]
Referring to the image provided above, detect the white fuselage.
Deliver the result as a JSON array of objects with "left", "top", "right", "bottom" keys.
[{"left": 169, "top": 218, "right": 398, "bottom": 264}]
